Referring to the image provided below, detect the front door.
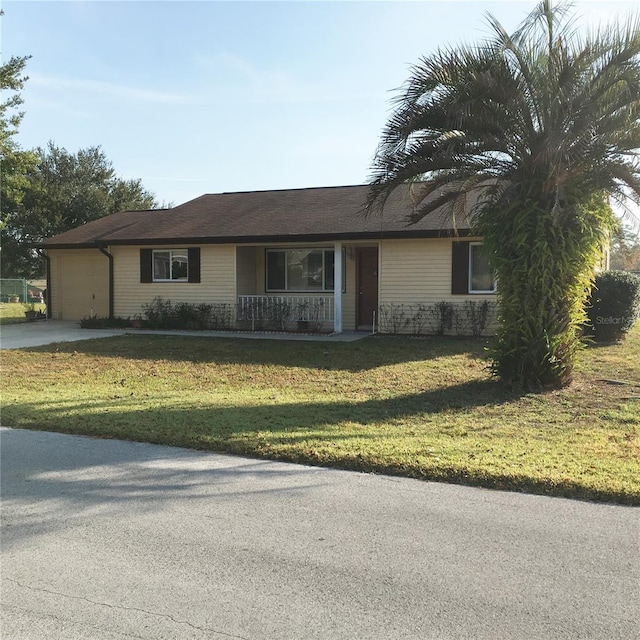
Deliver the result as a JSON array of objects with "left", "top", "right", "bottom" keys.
[{"left": 357, "top": 247, "right": 378, "bottom": 329}]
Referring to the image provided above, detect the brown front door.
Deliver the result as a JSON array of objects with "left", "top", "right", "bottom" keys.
[{"left": 357, "top": 247, "right": 378, "bottom": 328}]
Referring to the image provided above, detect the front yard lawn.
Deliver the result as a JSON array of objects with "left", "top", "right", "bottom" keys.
[
  {"left": 2, "top": 326, "right": 639, "bottom": 504},
  {"left": 0, "top": 302, "right": 47, "bottom": 325}
]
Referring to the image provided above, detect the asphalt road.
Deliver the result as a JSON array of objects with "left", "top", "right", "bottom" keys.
[{"left": 1, "top": 427, "right": 638, "bottom": 640}]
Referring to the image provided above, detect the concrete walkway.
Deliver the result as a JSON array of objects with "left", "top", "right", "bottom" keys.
[{"left": 0, "top": 320, "right": 369, "bottom": 349}]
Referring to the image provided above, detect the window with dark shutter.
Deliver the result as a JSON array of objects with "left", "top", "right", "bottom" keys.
[
  {"left": 141, "top": 248, "right": 201, "bottom": 283},
  {"left": 451, "top": 241, "right": 470, "bottom": 294}
]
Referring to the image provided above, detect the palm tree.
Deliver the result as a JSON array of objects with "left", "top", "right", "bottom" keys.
[{"left": 366, "top": 0, "right": 640, "bottom": 390}]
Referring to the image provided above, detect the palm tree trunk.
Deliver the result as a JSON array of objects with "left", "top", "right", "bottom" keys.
[{"left": 484, "top": 198, "right": 606, "bottom": 390}]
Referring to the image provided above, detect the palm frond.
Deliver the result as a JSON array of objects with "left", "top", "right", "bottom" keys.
[{"left": 367, "top": 0, "right": 640, "bottom": 226}]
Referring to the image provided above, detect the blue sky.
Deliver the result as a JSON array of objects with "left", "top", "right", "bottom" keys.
[{"left": 2, "top": 0, "right": 638, "bottom": 207}]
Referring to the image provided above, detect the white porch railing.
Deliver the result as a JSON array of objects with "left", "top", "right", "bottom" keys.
[{"left": 237, "top": 295, "right": 334, "bottom": 322}]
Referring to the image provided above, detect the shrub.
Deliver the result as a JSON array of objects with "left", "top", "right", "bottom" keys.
[
  {"left": 265, "top": 299, "right": 294, "bottom": 331},
  {"left": 174, "top": 302, "right": 213, "bottom": 330},
  {"left": 141, "top": 297, "right": 214, "bottom": 330},
  {"left": 409, "top": 304, "right": 430, "bottom": 336},
  {"left": 209, "top": 303, "right": 235, "bottom": 330},
  {"left": 294, "top": 300, "right": 327, "bottom": 333},
  {"left": 429, "top": 301, "right": 454, "bottom": 336},
  {"left": 141, "top": 297, "right": 176, "bottom": 329},
  {"left": 377, "top": 301, "right": 496, "bottom": 337},
  {"left": 586, "top": 271, "right": 640, "bottom": 342},
  {"left": 462, "top": 300, "right": 496, "bottom": 338},
  {"left": 378, "top": 304, "right": 410, "bottom": 334}
]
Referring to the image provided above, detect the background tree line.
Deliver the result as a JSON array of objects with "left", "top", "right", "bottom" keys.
[
  {"left": 610, "top": 225, "right": 640, "bottom": 272},
  {"left": 0, "top": 52, "right": 158, "bottom": 279}
]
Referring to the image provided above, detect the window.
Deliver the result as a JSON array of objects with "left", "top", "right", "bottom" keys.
[
  {"left": 153, "top": 250, "right": 188, "bottom": 281},
  {"left": 468, "top": 243, "right": 496, "bottom": 293},
  {"left": 451, "top": 241, "right": 495, "bottom": 294},
  {"left": 266, "top": 248, "right": 343, "bottom": 292},
  {"left": 140, "top": 248, "right": 200, "bottom": 283}
]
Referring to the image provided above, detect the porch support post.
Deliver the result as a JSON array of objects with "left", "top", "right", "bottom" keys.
[{"left": 334, "top": 241, "right": 343, "bottom": 334}]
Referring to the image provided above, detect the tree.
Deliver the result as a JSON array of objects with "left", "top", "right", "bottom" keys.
[
  {"left": 2, "top": 142, "right": 158, "bottom": 278},
  {"left": 610, "top": 222, "right": 640, "bottom": 271},
  {"left": 0, "top": 52, "right": 38, "bottom": 270},
  {"left": 366, "top": 0, "right": 640, "bottom": 390},
  {"left": 0, "top": 54, "right": 29, "bottom": 136}
]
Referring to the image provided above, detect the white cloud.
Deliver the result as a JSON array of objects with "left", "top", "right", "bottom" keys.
[{"left": 29, "top": 73, "right": 193, "bottom": 105}]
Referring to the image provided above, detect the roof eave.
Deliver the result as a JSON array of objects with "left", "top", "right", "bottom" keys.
[
  {"left": 40, "top": 242, "right": 104, "bottom": 250},
  {"left": 42, "top": 228, "right": 473, "bottom": 249}
]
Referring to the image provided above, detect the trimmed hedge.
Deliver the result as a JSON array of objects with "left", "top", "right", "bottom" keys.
[{"left": 586, "top": 270, "right": 640, "bottom": 342}]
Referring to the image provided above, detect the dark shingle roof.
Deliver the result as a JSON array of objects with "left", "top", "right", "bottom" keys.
[{"left": 41, "top": 184, "right": 473, "bottom": 248}]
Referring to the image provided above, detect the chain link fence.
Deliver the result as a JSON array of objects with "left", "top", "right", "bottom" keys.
[
  {"left": 0, "top": 279, "right": 45, "bottom": 303},
  {"left": 0, "top": 279, "right": 28, "bottom": 303}
]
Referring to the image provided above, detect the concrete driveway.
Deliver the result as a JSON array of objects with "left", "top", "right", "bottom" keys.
[
  {"left": 1, "top": 427, "right": 638, "bottom": 640},
  {"left": 0, "top": 320, "right": 128, "bottom": 349},
  {"left": 0, "top": 320, "right": 367, "bottom": 349}
]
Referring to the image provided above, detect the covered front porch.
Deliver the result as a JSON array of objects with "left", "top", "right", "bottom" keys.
[{"left": 235, "top": 242, "right": 379, "bottom": 333}]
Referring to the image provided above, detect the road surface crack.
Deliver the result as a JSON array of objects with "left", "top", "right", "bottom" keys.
[{"left": 5, "top": 578, "right": 250, "bottom": 640}]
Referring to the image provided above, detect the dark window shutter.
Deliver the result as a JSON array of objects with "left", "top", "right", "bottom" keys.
[
  {"left": 451, "top": 241, "right": 470, "bottom": 294},
  {"left": 188, "top": 248, "right": 201, "bottom": 283},
  {"left": 140, "top": 249, "right": 153, "bottom": 283}
]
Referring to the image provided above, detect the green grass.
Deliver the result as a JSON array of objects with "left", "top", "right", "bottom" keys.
[
  {"left": 0, "top": 302, "right": 47, "bottom": 324},
  {"left": 2, "top": 326, "right": 639, "bottom": 504}
]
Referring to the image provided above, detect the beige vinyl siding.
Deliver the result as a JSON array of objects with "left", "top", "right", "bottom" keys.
[
  {"left": 111, "top": 245, "right": 236, "bottom": 318},
  {"left": 379, "top": 237, "right": 496, "bottom": 333},
  {"left": 48, "top": 249, "right": 109, "bottom": 320}
]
